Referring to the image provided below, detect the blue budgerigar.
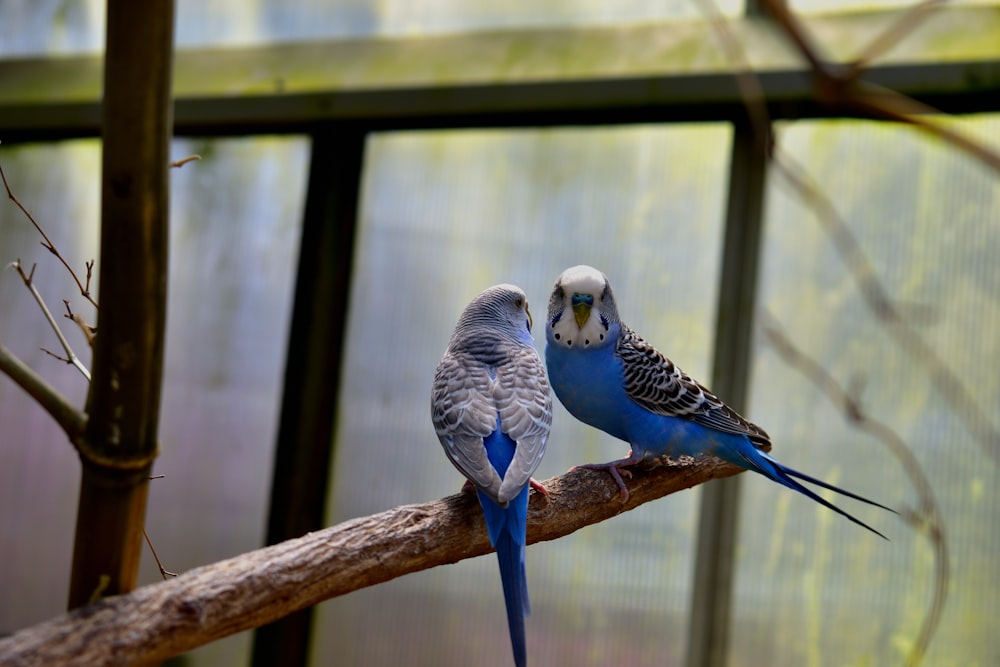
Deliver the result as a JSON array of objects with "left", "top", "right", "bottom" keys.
[
  {"left": 432, "top": 284, "right": 552, "bottom": 667},
  {"left": 545, "top": 264, "right": 893, "bottom": 537}
]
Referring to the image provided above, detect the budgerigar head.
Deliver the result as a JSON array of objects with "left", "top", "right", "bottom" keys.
[
  {"left": 451, "top": 283, "right": 535, "bottom": 346},
  {"left": 547, "top": 264, "right": 620, "bottom": 350}
]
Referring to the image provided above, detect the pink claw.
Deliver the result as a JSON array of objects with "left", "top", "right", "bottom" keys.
[
  {"left": 574, "top": 451, "right": 643, "bottom": 501},
  {"left": 529, "top": 478, "right": 549, "bottom": 497},
  {"left": 464, "top": 477, "right": 550, "bottom": 497}
]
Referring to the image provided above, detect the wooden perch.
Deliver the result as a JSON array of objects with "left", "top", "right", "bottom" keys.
[{"left": 0, "top": 457, "right": 743, "bottom": 666}]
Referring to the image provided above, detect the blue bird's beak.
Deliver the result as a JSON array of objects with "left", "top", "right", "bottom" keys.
[{"left": 571, "top": 293, "right": 593, "bottom": 328}]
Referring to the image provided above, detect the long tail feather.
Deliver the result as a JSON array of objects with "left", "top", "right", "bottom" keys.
[
  {"left": 738, "top": 449, "right": 893, "bottom": 540},
  {"left": 495, "top": 514, "right": 529, "bottom": 667},
  {"left": 478, "top": 484, "right": 531, "bottom": 667},
  {"left": 763, "top": 452, "right": 898, "bottom": 514}
]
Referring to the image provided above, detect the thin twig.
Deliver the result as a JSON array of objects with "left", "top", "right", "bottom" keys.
[
  {"left": 4, "top": 158, "right": 179, "bottom": 586},
  {"left": 63, "top": 300, "right": 97, "bottom": 347},
  {"left": 142, "top": 530, "right": 178, "bottom": 580},
  {"left": 40, "top": 347, "right": 74, "bottom": 364},
  {"left": 845, "top": 82, "right": 1000, "bottom": 173},
  {"left": 758, "top": 0, "right": 831, "bottom": 77},
  {"left": 144, "top": 475, "right": 177, "bottom": 580},
  {"left": 706, "top": 0, "right": 1000, "bottom": 461},
  {"left": 756, "top": 0, "right": 1000, "bottom": 175},
  {"left": 0, "top": 159, "right": 99, "bottom": 309},
  {"left": 844, "top": 0, "right": 946, "bottom": 81},
  {"left": 760, "top": 312, "right": 949, "bottom": 667},
  {"left": 772, "top": 148, "right": 1000, "bottom": 464},
  {"left": 170, "top": 155, "right": 201, "bottom": 169},
  {"left": 695, "top": 4, "right": 963, "bottom": 662},
  {"left": 10, "top": 261, "right": 92, "bottom": 381},
  {"left": 0, "top": 339, "right": 87, "bottom": 442},
  {"left": 693, "top": 0, "right": 772, "bottom": 149}
]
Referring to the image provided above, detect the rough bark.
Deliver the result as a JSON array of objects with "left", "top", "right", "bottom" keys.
[{"left": 0, "top": 457, "right": 743, "bottom": 666}]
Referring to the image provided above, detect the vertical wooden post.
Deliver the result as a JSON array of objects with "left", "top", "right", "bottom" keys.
[
  {"left": 69, "top": 0, "right": 175, "bottom": 609},
  {"left": 252, "top": 128, "right": 367, "bottom": 666}
]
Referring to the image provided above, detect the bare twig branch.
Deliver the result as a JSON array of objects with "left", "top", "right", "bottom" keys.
[
  {"left": 145, "top": 475, "right": 177, "bottom": 580},
  {"left": 693, "top": 0, "right": 772, "bottom": 148},
  {"left": 0, "top": 160, "right": 99, "bottom": 309},
  {"left": 63, "top": 300, "right": 97, "bottom": 347},
  {"left": 700, "top": 0, "right": 999, "bottom": 458},
  {"left": 143, "top": 530, "right": 178, "bottom": 580},
  {"left": 756, "top": 0, "right": 1000, "bottom": 174},
  {"left": 40, "top": 347, "right": 73, "bottom": 364},
  {"left": 170, "top": 154, "right": 201, "bottom": 169},
  {"left": 845, "top": 0, "right": 946, "bottom": 80},
  {"left": 760, "top": 313, "right": 948, "bottom": 667},
  {"left": 772, "top": 148, "right": 1000, "bottom": 465},
  {"left": 844, "top": 83, "right": 1000, "bottom": 173},
  {"left": 0, "top": 458, "right": 746, "bottom": 666},
  {"left": 694, "top": 5, "right": 967, "bottom": 662},
  {"left": 84, "top": 260, "right": 95, "bottom": 298},
  {"left": 758, "top": 0, "right": 830, "bottom": 76},
  {"left": 0, "top": 340, "right": 87, "bottom": 442},
  {"left": 10, "top": 261, "right": 92, "bottom": 381}
]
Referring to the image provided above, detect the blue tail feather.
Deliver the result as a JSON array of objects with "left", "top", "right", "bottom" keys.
[
  {"left": 480, "top": 486, "right": 530, "bottom": 667},
  {"left": 479, "top": 425, "right": 531, "bottom": 666},
  {"left": 736, "top": 445, "right": 893, "bottom": 540}
]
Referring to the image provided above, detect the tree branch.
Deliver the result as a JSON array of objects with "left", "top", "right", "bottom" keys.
[
  {"left": 10, "top": 260, "right": 92, "bottom": 381},
  {"left": 0, "top": 148, "right": 99, "bottom": 310},
  {"left": 0, "top": 457, "right": 744, "bottom": 666},
  {"left": 772, "top": 145, "right": 1000, "bottom": 465},
  {"left": 759, "top": 312, "right": 948, "bottom": 667},
  {"left": 0, "top": 339, "right": 86, "bottom": 441},
  {"left": 757, "top": 0, "right": 1000, "bottom": 175}
]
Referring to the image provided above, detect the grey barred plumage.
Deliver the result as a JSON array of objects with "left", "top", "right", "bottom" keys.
[
  {"left": 431, "top": 282, "right": 552, "bottom": 667},
  {"left": 449, "top": 284, "right": 534, "bottom": 352},
  {"left": 617, "top": 325, "right": 771, "bottom": 449},
  {"left": 431, "top": 283, "right": 551, "bottom": 506}
]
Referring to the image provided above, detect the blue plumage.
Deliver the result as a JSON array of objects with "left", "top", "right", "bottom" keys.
[
  {"left": 478, "top": 426, "right": 531, "bottom": 666},
  {"left": 545, "top": 265, "right": 894, "bottom": 538}
]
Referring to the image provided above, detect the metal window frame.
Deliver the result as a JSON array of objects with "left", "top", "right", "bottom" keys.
[{"left": 1, "top": 6, "right": 998, "bottom": 666}]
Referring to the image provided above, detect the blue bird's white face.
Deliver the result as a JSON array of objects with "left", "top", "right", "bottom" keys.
[{"left": 546, "top": 264, "right": 616, "bottom": 350}]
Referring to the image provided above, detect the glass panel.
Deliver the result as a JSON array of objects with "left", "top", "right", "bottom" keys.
[
  {"left": 4, "top": 0, "right": 997, "bottom": 58},
  {"left": 0, "top": 137, "right": 307, "bottom": 666},
  {"left": 0, "top": 0, "right": 743, "bottom": 57},
  {"left": 733, "top": 115, "right": 1000, "bottom": 666},
  {"left": 315, "top": 124, "right": 732, "bottom": 666}
]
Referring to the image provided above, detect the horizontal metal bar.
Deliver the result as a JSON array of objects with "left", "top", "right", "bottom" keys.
[{"left": 1, "top": 6, "right": 998, "bottom": 140}]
